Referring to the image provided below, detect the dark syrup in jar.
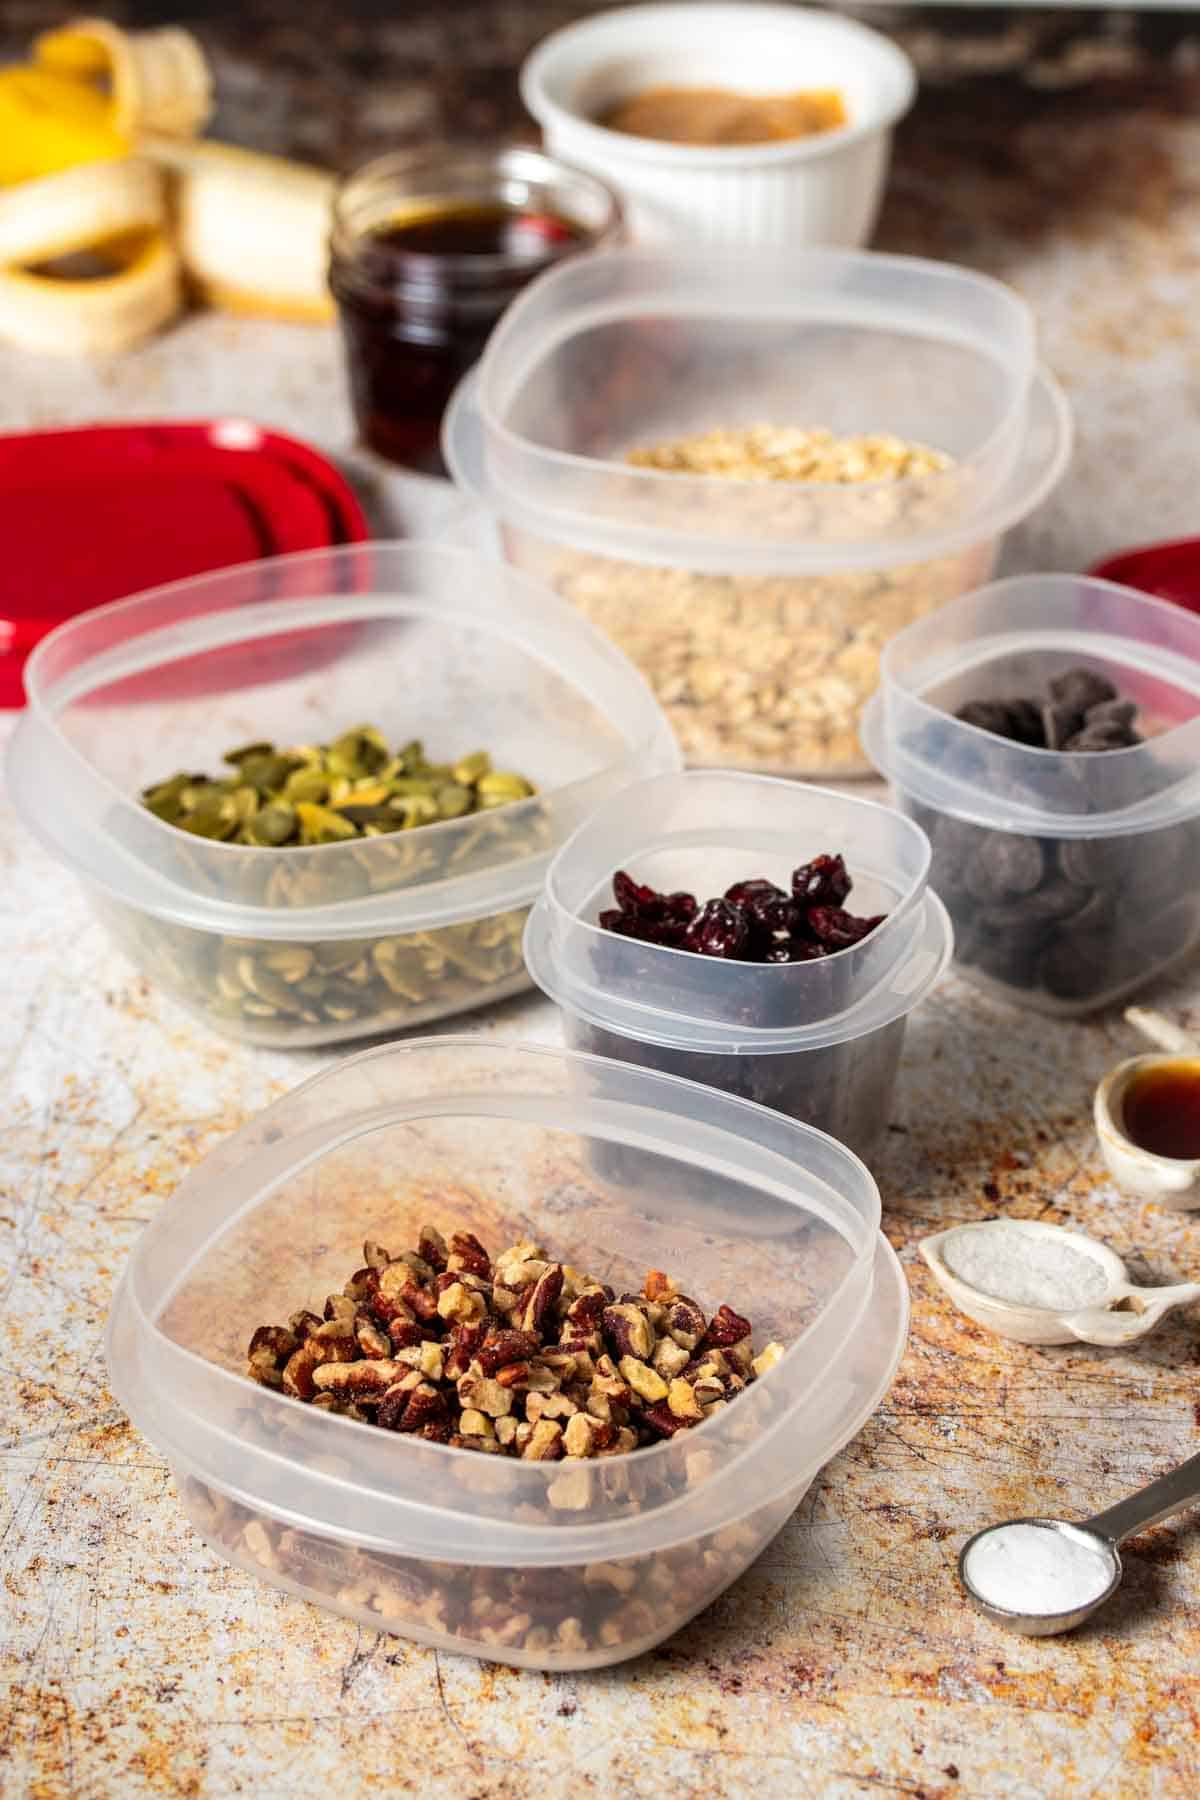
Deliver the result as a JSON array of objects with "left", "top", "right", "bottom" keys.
[
  {"left": 331, "top": 200, "right": 587, "bottom": 474},
  {"left": 1122, "top": 1058, "right": 1200, "bottom": 1160}
]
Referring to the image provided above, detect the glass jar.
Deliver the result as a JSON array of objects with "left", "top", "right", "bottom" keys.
[{"left": 329, "top": 144, "right": 621, "bottom": 473}]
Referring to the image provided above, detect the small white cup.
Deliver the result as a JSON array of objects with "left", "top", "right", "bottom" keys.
[
  {"left": 1095, "top": 1055, "right": 1200, "bottom": 1211},
  {"left": 520, "top": 2, "right": 916, "bottom": 250}
]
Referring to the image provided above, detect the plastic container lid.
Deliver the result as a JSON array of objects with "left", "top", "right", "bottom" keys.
[
  {"left": 0, "top": 420, "right": 370, "bottom": 707},
  {"left": 862, "top": 572, "right": 1200, "bottom": 838},
  {"left": 443, "top": 246, "right": 1073, "bottom": 574},
  {"left": 106, "top": 1038, "right": 909, "bottom": 1564},
  {"left": 1089, "top": 537, "right": 1200, "bottom": 616},
  {"left": 525, "top": 770, "right": 951, "bottom": 1054},
  {"left": 6, "top": 541, "right": 679, "bottom": 941}
]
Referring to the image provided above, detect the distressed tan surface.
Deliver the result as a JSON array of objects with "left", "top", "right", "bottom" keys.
[{"left": 6, "top": 16, "right": 1200, "bottom": 1796}]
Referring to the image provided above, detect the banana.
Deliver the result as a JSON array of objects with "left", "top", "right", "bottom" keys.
[
  {"left": 0, "top": 155, "right": 164, "bottom": 265},
  {"left": 35, "top": 18, "right": 212, "bottom": 138},
  {"left": 143, "top": 134, "right": 335, "bottom": 323},
  {"left": 0, "top": 225, "right": 181, "bottom": 354}
]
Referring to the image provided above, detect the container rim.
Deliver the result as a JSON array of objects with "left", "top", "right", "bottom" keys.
[
  {"left": 862, "top": 572, "right": 1200, "bottom": 838},
  {"left": 7, "top": 541, "right": 680, "bottom": 938},
  {"left": 445, "top": 360, "right": 1072, "bottom": 575},
  {"left": 519, "top": 2, "right": 917, "bottom": 171},
  {"left": 535, "top": 768, "right": 933, "bottom": 1028},
  {"left": 105, "top": 1037, "right": 907, "bottom": 1563},
  {"left": 527, "top": 888, "right": 953, "bottom": 1054},
  {"left": 329, "top": 142, "right": 623, "bottom": 282}
]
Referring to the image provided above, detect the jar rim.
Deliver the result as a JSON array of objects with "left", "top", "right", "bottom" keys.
[{"left": 329, "top": 141, "right": 623, "bottom": 286}]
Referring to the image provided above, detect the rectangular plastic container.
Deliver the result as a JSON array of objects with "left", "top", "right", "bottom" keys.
[
  {"left": 444, "top": 246, "right": 1072, "bottom": 778},
  {"left": 862, "top": 573, "right": 1200, "bottom": 1016},
  {"left": 105, "top": 1039, "right": 908, "bottom": 1670},
  {"left": 6, "top": 542, "right": 678, "bottom": 1046},
  {"left": 524, "top": 771, "right": 951, "bottom": 1166}
]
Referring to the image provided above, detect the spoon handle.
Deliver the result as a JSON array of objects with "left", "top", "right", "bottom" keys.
[{"left": 1085, "top": 1449, "right": 1200, "bottom": 1544}]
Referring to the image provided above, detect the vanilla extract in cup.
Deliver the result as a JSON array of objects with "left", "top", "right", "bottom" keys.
[
  {"left": 1121, "top": 1058, "right": 1200, "bottom": 1160},
  {"left": 330, "top": 146, "right": 620, "bottom": 472}
]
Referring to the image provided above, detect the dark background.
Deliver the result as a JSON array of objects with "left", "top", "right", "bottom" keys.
[{"left": 6, "top": 0, "right": 1200, "bottom": 186}]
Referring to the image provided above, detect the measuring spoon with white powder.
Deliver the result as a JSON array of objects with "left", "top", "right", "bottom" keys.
[
  {"left": 920, "top": 1218, "right": 1200, "bottom": 1346},
  {"left": 960, "top": 1451, "right": 1200, "bottom": 1635}
]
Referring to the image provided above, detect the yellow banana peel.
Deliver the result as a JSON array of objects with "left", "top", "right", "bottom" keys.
[{"left": 0, "top": 16, "right": 333, "bottom": 350}]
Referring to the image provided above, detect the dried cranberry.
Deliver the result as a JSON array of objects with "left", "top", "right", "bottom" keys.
[
  {"left": 765, "top": 939, "right": 826, "bottom": 962},
  {"left": 612, "top": 869, "right": 662, "bottom": 917},
  {"left": 792, "top": 854, "right": 851, "bottom": 908},
  {"left": 682, "top": 898, "right": 749, "bottom": 959},
  {"left": 807, "top": 906, "right": 885, "bottom": 950},
  {"left": 724, "top": 878, "right": 785, "bottom": 909}
]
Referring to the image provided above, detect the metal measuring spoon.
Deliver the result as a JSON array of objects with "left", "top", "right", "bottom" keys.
[{"left": 959, "top": 1449, "right": 1200, "bottom": 1635}]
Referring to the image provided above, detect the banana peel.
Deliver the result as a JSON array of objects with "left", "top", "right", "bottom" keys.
[{"left": 142, "top": 134, "right": 336, "bottom": 324}]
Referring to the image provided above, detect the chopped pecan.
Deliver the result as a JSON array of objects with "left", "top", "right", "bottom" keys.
[
  {"left": 394, "top": 1381, "right": 448, "bottom": 1434},
  {"left": 652, "top": 1336, "right": 690, "bottom": 1379},
  {"left": 457, "top": 1374, "right": 514, "bottom": 1418},
  {"left": 313, "top": 1358, "right": 402, "bottom": 1402},
  {"left": 355, "top": 1316, "right": 391, "bottom": 1359},
  {"left": 565, "top": 1289, "right": 607, "bottom": 1331},
  {"left": 417, "top": 1223, "right": 448, "bottom": 1271},
  {"left": 387, "top": 1318, "right": 426, "bottom": 1352},
  {"left": 522, "top": 1265, "right": 564, "bottom": 1337},
  {"left": 667, "top": 1379, "right": 702, "bottom": 1421},
  {"left": 378, "top": 1260, "right": 439, "bottom": 1322},
  {"left": 666, "top": 1297, "right": 706, "bottom": 1350},
  {"left": 618, "top": 1356, "right": 668, "bottom": 1403},
  {"left": 477, "top": 1329, "right": 539, "bottom": 1375},
  {"left": 442, "top": 1319, "right": 487, "bottom": 1378},
  {"left": 363, "top": 1239, "right": 391, "bottom": 1270},
  {"left": 287, "top": 1310, "right": 322, "bottom": 1341},
  {"left": 700, "top": 1304, "right": 752, "bottom": 1350},
  {"left": 641, "top": 1402, "right": 688, "bottom": 1438},
  {"left": 448, "top": 1231, "right": 492, "bottom": 1279},
  {"left": 437, "top": 1281, "right": 488, "bottom": 1325},
  {"left": 494, "top": 1362, "right": 532, "bottom": 1390},
  {"left": 521, "top": 1419, "right": 564, "bottom": 1461},
  {"left": 643, "top": 1269, "right": 676, "bottom": 1303},
  {"left": 247, "top": 1324, "right": 298, "bottom": 1386},
  {"left": 602, "top": 1303, "right": 654, "bottom": 1361}
]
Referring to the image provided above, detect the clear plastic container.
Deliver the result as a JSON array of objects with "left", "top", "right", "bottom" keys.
[
  {"left": 443, "top": 245, "right": 1072, "bottom": 778},
  {"left": 523, "top": 771, "right": 952, "bottom": 1164},
  {"left": 861, "top": 573, "right": 1200, "bottom": 1016},
  {"left": 6, "top": 543, "right": 678, "bottom": 1046},
  {"left": 105, "top": 1038, "right": 909, "bottom": 1670}
]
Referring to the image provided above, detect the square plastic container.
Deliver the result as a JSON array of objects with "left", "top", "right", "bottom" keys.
[
  {"left": 6, "top": 542, "right": 678, "bottom": 1046},
  {"left": 523, "top": 771, "right": 952, "bottom": 1165},
  {"left": 443, "top": 245, "right": 1072, "bottom": 778},
  {"left": 861, "top": 573, "right": 1200, "bottom": 1016},
  {"left": 105, "top": 1038, "right": 909, "bottom": 1671}
]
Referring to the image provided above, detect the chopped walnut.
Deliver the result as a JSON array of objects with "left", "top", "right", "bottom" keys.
[{"left": 244, "top": 1224, "right": 785, "bottom": 1464}]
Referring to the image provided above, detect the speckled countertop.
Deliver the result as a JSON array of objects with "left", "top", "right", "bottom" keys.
[{"left": 5, "top": 5, "right": 1200, "bottom": 1796}]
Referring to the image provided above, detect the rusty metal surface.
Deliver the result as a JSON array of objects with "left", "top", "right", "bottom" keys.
[{"left": 6, "top": 9, "right": 1200, "bottom": 1795}]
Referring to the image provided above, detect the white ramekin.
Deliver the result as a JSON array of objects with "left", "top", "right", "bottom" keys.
[{"left": 519, "top": 2, "right": 916, "bottom": 250}]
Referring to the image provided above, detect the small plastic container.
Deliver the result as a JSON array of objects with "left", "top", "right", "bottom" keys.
[
  {"left": 105, "top": 1038, "right": 909, "bottom": 1670},
  {"left": 861, "top": 573, "right": 1200, "bottom": 1017},
  {"left": 520, "top": 3, "right": 916, "bottom": 251},
  {"left": 444, "top": 245, "right": 1072, "bottom": 778},
  {"left": 6, "top": 543, "right": 678, "bottom": 1046},
  {"left": 524, "top": 772, "right": 952, "bottom": 1165}
]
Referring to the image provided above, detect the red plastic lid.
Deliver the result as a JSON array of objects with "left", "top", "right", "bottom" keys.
[
  {"left": 0, "top": 420, "right": 370, "bottom": 706},
  {"left": 1089, "top": 538, "right": 1200, "bottom": 616}
]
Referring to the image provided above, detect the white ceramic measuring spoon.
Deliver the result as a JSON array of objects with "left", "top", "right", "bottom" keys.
[
  {"left": 919, "top": 1219, "right": 1200, "bottom": 1346},
  {"left": 1095, "top": 1008, "right": 1200, "bottom": 1209},
  {"left": 960, "top": 1449, "right": 1200, "bottom": 1635}
]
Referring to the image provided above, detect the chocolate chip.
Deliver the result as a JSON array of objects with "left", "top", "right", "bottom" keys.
[
  {"left": 1041, "top": 700, "right": 1084, "bottom": 752},
  {"left": 1047, "top": 667, "right": 1119, "bottom": 713},
  {"left": 964, "top": 832, "right": 1045, "bottom": 901}
]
